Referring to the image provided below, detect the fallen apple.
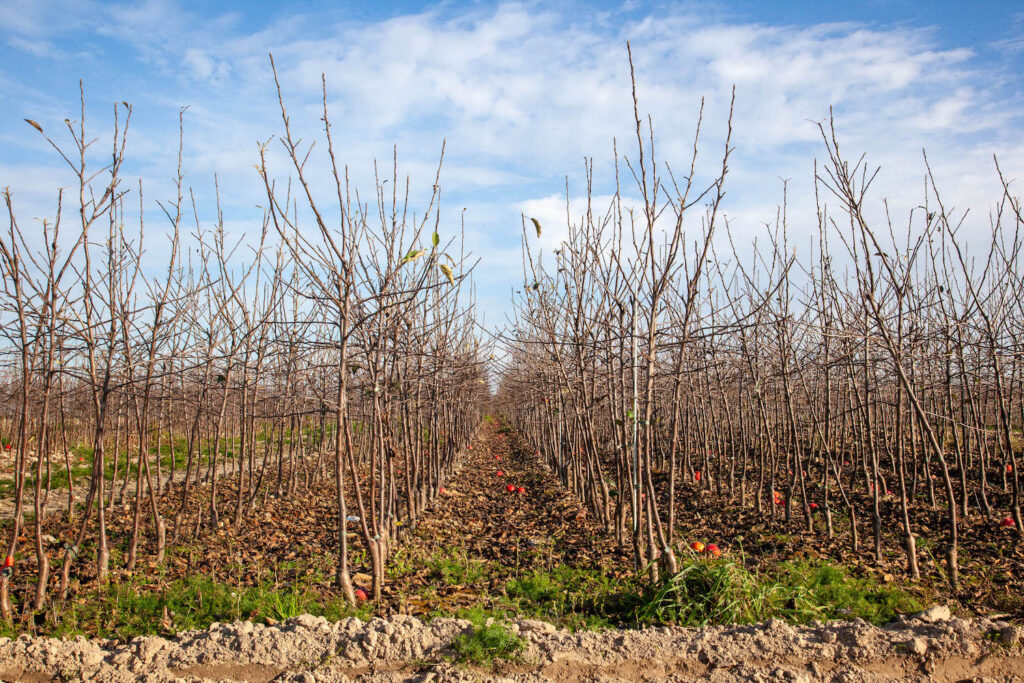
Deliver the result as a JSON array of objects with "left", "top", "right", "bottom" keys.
[
  {"left": 809, "top": 502, "right": 819, "bottom": 511},
  {"left": 705, "top": 543, "right": 722, "bottom": 558},
  {"left": 690, "top": 541, "right": 705, "bottom": 553},
  {"left": 506, "top": 484, "right": 516, "bottom": 493},
  {"left": 1000, "top": 516, "right": 1016, "bottom": 528},
  {"left": 694, "top": 471, "right": 701, "bottom": 482},
  {"left": 496, "top": 470, "right": 504, "bottom": 477},
  {"left": 1008, "top": 464, "right": 1015, "bottom": 474},
  {"left": 439, "top": 486, "right": 447, "bottom": 494},
  {"left": 354, "top": 588, "right": 368, "bottom": 602},
  {"left": 517, "top": 486, "right": 526, "bottom": 494}
]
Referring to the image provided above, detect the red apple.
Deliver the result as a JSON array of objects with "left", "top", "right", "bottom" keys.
[
  {"left": 705, "top": 543, "right": 722, "bottom": 558},
  {"left": 690, "top": 541, "right": 705, "bottom": 553},
  {"left": 1000, "top": 516, "right": 1016, "bottom": 528},
  {"left": 506, "top": 484, "right": 515, "bottom": 493},
  {"left": 496, "top": 470, "right": 504, "bottom": 477},
  {"left": 439, "top": 486, "right": 446, "bottom": 494},
  {"left": 517, "top": 486, "right": 526, "bottom": 494},
  {"left": 694, "top": 471, "right": 701, "bottom": 482},
  {"left": 1008, "top": 464, "right": 1014, "bottom": 474},
  {"left": 809, "top": 502, "right": 819, "bottom": 511},
  {"left": 354, "top": 588, "right": 368, "bottom": 602}
]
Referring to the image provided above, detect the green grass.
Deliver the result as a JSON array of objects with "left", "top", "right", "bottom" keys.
[
  {"left": 505, "top": 565, "right": 638, "bottom": 630},
  {"left": 0, "top": 438, "right": 217, "bottom": 495},
  {"left": 450, "top": 608, "right": 524, "bottom": 666},
  {"left": 426, "top": 552, "right": 489, "bottom": 586},
  {"left": 634, "top": 557, "right": 771, "bottom": 626},
  {"left": 7, "top": 573, "right": 372, "bottom": 640},
  {"left": 632, "top": 555, "right": 922, "bottom": 628}
]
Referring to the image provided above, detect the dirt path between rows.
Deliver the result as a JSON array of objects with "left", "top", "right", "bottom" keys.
[
  {"left": 383, "top": 420, "right": 628, "bottom": 616},
  {"left": 0, "top": 448, "right": 271, "bottom": 524}
]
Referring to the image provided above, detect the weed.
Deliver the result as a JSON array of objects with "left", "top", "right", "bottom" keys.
[
  {"left": 451, "top": 613, "right": 524, "bottom": 666},
  {"left": 427, "top": 553, "right": 487, "bottom": 585},
  {"left": 3, "top": 572, "right": 371, "bottom": 640},
  {"left": 634, "top": 557, "right": 771, "bottom": 626},
  {"left": 630, "top": 556, "right": 922, "bottom": 628}
]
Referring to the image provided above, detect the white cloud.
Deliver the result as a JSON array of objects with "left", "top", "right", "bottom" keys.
[{"left": 0, "top": 1, "right": 1021, "bottom": 329}]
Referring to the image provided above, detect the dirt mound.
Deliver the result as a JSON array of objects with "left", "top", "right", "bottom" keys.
[{"left": 1, "top": 610, "right": 1020, "bottom": 681}]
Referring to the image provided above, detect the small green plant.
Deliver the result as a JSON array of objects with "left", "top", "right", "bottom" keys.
[
  {"left": 634, "top": 557, "right": 771, "bottom": 626},
  {"left": 771, "top": 560, "right": 922, "bottom": 624},
  {"left": 0, "top": 569, "right": 371, "bottom": 640},
  {"left": 451, "top": 617, "right": 524, "bottom": 666},
  {"left": 629, "top": 556, "right": 922, "bottom": 628},
  {"left": 427, "top": 553, "right": 487, "bottom": 585}
]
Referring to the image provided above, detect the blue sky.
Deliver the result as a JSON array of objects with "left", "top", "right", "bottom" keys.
[{"left": 1, "top": 1, "right": 1022, "bottom": 327}]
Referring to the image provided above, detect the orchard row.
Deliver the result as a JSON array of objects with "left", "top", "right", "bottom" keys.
[
  {"left": 497, "top": 62, "right": 1023, "bottom": 591},
  {"left": 0, "top": 71, "right": 486, "bottom": 627}
]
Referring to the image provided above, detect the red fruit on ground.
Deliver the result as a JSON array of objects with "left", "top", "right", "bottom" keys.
[
  {"left": 496, "top": 470, "right": 504, "bottom": 477},
  {"left": 439, "top": 487, "right": 446, "bottom": 494},
  {"left": 354, "top": 588, "right": 368, "bottom": 602},
  {"left": 705, "top": 543, "right": 722, "bottom": 558},
  {"left": 810, "top": 502, "right": 819, "bottom": 510},
  {"left": 694, "top": 471, "right": 701, "bottom": 482},
  {"left": 506, "top": 484, "right": 515, "bottom": 493},
  {"left": 1008, "top": 464, "right": 1015, "bottom": 474},
  {"left": 517, "top": 486, "right": 526, "bottom": 494},
  {"left": 1001, "top": 516, "right": 1016, "bottom": 528},
  {"left": 690, "top": 541, "right": 705, "bottom": 553}
]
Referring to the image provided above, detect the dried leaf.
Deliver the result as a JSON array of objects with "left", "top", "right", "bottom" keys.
[
  {"left": 530, "top": 217, "right": 542, "bottom": 238},
  {"left": 401, "top": 248, "right": 427, "bottom": 264}
]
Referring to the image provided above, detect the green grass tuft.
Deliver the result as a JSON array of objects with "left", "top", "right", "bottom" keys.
[
  {"left": 451, "top": 613, "right": 524, "bottom": 666},
  {"left": 630, "top": 555, "right": 922, "bottom": 628}
]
